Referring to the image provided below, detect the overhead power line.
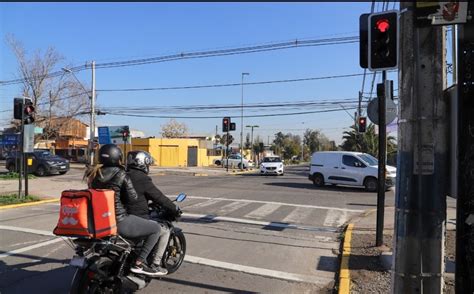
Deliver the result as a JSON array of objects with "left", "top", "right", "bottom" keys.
[
  {"left": 102, "top": 106, "right": 360, "bottom": 119},
  {"left": 0, "top": 36, "right": 358, "bottom": 86},
  {"left": 98, "top": 73, "right": 367, "bottom": 92}
]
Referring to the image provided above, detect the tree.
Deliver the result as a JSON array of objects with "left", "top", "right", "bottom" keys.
[
  {"left": 271, "top": 132, "right": 301, "bottom": 160},
  {"left": 244, "top": 133, "right": 251, "bottom": 149},
  {"left": 340, "top": 123, "right": 396, "bottom": 158},
  {"left": 6, "top": 35, "right": 89, "bottom": 140},
  {"left": 160, "top": 119, "right": 189, "bottom": 138}
]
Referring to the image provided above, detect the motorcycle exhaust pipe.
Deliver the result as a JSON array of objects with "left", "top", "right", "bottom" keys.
[{"left": 123, "top": 275, "right": 147, "bottom": 290}]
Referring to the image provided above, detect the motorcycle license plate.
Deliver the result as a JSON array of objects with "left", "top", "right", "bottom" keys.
[{"left": 70, "top": 256, "right": 86, "bottom": 268}]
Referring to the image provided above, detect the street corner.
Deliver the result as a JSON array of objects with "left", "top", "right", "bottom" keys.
[
  {"left": 337, "top": 223, "right": 354, "bottom": 294},
  {"left": 193, "top": 173, "right": 208, "bottom": 177},
  {"left": 228, "top": 168, "right": 257, "bottom": 175}
]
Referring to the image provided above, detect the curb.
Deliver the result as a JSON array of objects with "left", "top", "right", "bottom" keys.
[
  {"left": 229, "top": 169, "right": 256, "bottom": 175},
  {"left": 338, "top": 223, "right": 354, "bottom": 294},
  {"left": 0, "top": 198, "right": 59, "bottom": 210}
]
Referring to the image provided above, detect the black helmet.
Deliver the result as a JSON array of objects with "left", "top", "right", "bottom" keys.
[
  {"left": 99, "top": 144, "right": 123, "bottom": 166},
  {"left": 127, "top": 150, "right": 153, "bottom": 174}
]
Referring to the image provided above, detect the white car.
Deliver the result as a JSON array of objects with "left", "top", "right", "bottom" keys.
[
  {"left": 220, "top": 154, "right": 250, "bottom": 169},
  {"left": 260, "top": 156, "right": 284, "bottom": 176},
  {"left": 308, "top": 151, "right": 396, "bottom": 192}
]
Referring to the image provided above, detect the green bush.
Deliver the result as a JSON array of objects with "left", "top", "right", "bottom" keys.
[{"left": 0, "top": 172, "right": 36, "bottom": 180}]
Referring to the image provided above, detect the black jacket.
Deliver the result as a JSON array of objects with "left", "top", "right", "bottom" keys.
[
  {"left": 127, "top": 167, "right": 177, "bottom": 219},
  {"left": 89, "top": 166, "right": 138, "bottom": 222}
]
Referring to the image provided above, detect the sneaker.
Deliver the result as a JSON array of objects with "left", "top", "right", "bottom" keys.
[
  {"left": 130, "top": 263, "right": 162, "bottom": 277},
  {"left": 150, "top": 264, "right": 168, "bottom": 276}
]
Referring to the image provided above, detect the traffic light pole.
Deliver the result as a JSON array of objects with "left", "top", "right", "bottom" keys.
[
  {"left": 456, "top": 17, "right": 474, "bottom": 293},
  {"left": 375, "top": 71, "right": 387, "bottom": 247},
  {"left": 226, "top": 129, "right": 229, "bottom": 173}
]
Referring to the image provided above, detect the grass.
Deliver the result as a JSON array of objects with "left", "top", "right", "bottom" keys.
[
  {"left": 0, "top": 172, "right": 36, "bottom": 180},
  {"left": 0, "top": 194, "right": 41, "bottom": 206}
]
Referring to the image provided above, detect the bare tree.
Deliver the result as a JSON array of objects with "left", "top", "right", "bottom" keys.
[
  {"left": 160, "top": 119, "right": 189, "bottom": 138},
  {"left": 6, "top": 34, "right": 89, "bottom": 140}
]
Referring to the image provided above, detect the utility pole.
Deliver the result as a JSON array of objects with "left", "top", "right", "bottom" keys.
[
  {"left": 90, "top": 61, "right": 96, "bottom": 166},
  {"left": 240, "top": 73, "right": 249, "bottom": 170},
  {"left": 393, "top": 2, "right": 447, "bottom": 293},
  {"left": 456, "top": 12, "right": 474, "bottom": 293},
  {"left": 246, "top": 125, "right": 259, "bottom": 163},
  {"left": 375, "top": 72, "right": 387, "bottom": 247}
]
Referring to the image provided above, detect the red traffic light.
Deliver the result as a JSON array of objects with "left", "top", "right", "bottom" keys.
[
  {"left": 359, "top": 117, "right": 366, "bottom": 124},
  {"left": 376, "top": 19, "right": 390, "bottom": 33},
  {"left": 223, "top": 118, "right": 229, "bottom": 125},
  {"left": 24, "top": 105, "right": 35, "bottom": 115}
]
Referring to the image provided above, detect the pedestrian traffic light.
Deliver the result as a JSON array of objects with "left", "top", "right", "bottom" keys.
[
  {"left": 223, "top": 117, "right": 230, "bottom": 132},
  {"left": 13, "top": 98, "right": 24, "bottom": 120},
  {"left": 358, "top": 116, "right": 367, "bottom": 133},
  {"left": 368, "top": 11, "right": 398, "bottom": 70},
  {"left": 230, "top": 122, "right": 236, "bottom": 131},
  {"left": 23, "top": 98, "right": 35, "bottom": 125}
]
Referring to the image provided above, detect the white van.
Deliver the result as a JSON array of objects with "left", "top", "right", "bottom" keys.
[{"left": 308, "top": 151, "right": 396, "bottom": 192}]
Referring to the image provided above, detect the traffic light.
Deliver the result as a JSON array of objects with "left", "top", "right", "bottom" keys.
[
  {"left": 122, "top": 126, "right": 130, "bottom": 142},
  {"left": 230, "top": 122, "right": 236, "bottom": 131},
  {"left": 23, "top": 98, "right": 35, "bottom": 125},
  {"left": 13, "top": 98, "right": 24, "bottom": 119},
  {"left": 359, "top": 13, "right": 370, "bottom": 69},
  {"left": 223, "top": 117, "right": 230, "bottom": 132},
  {"left": 358, "top": 116, "right": 367, "bottom": 133},
  {"left": 368, "top": 11, "right": 398, "bottom": 70}
]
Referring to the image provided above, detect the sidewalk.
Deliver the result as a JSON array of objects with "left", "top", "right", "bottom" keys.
[{"left": 338, "top": 205, "right": 456, "bottom": 293}]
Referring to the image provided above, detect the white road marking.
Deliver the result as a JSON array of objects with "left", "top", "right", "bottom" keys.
[
  {"left": 0, "top": 225, "right": 55, "bottom": 236},
  {"left": 169, "top": 195, "right": 363, "bottom": 213},
  {"left": 282, "top": 207, "right": 313, "bottom": 224},
  {"left": 323, "top": 210, "right": 348, "bottom": 227},
  {"left": 213, "top": 201, "right": 250, "bottom": 215},
  {"left": 184, "top": 199, "right": 223, "bottom": 210},
  {"left": 244, "top": 203, "right": 280, "bottom": 219},
  {"left": 0, "top": 238, "right": 63, "bottom": 258},
  {"left": 184, "top": 213, "right": 338, "bottom": 233},
  {"left": 184, "top": 255, "right": 332, "bottom": 285}
]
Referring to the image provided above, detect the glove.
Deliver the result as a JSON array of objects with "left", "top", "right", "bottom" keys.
[{"left": 175, "top": 207, "right": 183, "bottom": 218}]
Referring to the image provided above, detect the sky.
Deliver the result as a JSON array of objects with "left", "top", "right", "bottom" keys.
[{"left": 0, "top": 2, "right": 400, "bottom": 145}]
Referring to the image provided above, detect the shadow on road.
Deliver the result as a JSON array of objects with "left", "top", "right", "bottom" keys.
[
  {"left": 264, "top": 182, "right": 372, "bottom": 193},
  {"left": 160, "top": 276, "right": 258, "bottom": 293},
  {"left": 0, "top": 253, "right": 74, "bottom": 293}
]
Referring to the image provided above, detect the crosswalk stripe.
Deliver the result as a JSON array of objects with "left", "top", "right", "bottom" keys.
[
  {"left": 244, "top": 203, "right": 281, "bottom": 219},
  {"left": 214, "top": 201, "right": 250, "bottom": 215},
  {"left": 282, "top": 207, "right": 313, "bottom": 224},
  {"left": 184, "top": 199, "right": 223, "bottom": 210},
  {"left": 323, "top": 210, "right": 348, "bottom": 227}
]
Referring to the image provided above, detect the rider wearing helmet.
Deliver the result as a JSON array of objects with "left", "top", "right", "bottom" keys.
[
  {"left": 126, "top": 150, "right": 179, "bottom": 274},
  {"left": 85, "top": 144, "right": 164, "bottom": 277}
]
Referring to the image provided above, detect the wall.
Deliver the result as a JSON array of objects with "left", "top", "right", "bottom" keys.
[{"left": 125, "top": 137, "right": 216, "bottom": 167}]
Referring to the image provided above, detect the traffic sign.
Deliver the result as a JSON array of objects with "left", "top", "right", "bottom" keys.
[
  {"left": 2, "top": 134, "right": 20, "bottom": 146},
  {"left": 367, "top": 97, "right": 397, "bottom": 125}
]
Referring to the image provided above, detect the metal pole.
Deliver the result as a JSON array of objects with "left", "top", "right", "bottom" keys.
[
  {"left": 375, "top": 71, "right": 387, "bottom": 247},
  {"left": 90, "top": 61, "right": 96, "bottom": 166},
  {"left": 18, "top": 98, "right": 24, "bottom": 199},
  {"left": 240, "top": 74, "right": 244, "bottom": 170},
  {"left": 393, "top": 3, "right": 447, "bottom": 292},
  {"left": 452, "top": 24, "right": 457, "bottom": 85},
  {"left": 250, "top": 126, "right": 254, "bottom": 163},
  {"left": 226, "top": 129, "right": 229, "bottom": 173}
]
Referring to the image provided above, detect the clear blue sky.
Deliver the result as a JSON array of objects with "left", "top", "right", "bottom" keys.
[{"left": 0, "top": 2, "right": 399, "bottom": 145}]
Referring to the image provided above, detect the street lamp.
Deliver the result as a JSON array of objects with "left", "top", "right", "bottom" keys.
[
  {"left": 246, "top": 125, "right": 259, "bottom": 163},
  {"left": 62, "top": 62, "right": 96, "bottom": 166},
  {"left": 241, "top": 72, "right": 249, "bottom": 170}
]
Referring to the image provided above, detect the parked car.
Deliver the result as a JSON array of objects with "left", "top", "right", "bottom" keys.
[
  {"left": 260, "top": 156, "right": 284, "bottom": 176},
  {"left": 6, "top": 149, "right": 70, "bottom": 176},
  {"left": 218, "top": 154, "right": 250, "bottom": 169},
  {"left": 308, "top": 151, "right": 396, "bottom": 192}
]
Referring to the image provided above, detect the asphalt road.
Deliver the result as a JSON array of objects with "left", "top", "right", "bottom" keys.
[{"left": 0, "top": 165, "right": 393, "bottom": 293}]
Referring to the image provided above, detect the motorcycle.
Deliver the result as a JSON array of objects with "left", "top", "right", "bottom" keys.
[{"left": 69, "top": 193, "right": 187, "bottom": 293}]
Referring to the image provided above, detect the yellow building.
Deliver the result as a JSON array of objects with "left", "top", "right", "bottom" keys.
[{"left": 118, "top": 137, "right": 221, "bottom": 167}]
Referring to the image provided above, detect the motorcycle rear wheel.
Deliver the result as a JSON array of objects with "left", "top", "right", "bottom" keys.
[
  {"left": 162, "top": 231, "right": 186, "bottom": 274},
  {"left": 70, "top": 257, "right": 124, "bottom": 294}
]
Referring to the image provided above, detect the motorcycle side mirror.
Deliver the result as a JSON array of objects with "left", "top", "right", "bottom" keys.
[{"left": 176, "top": 193, "right": 187, "bottom": 202}]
